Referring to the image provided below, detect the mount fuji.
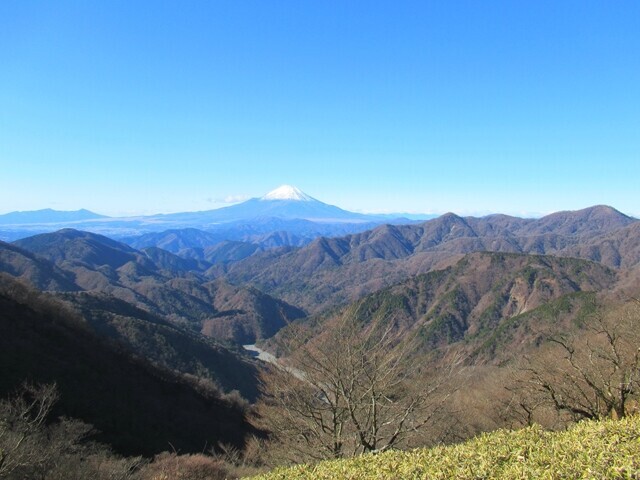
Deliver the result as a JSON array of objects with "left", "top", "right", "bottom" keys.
[
  {"left": 157, "top": 185, "right": 376, "bottom": 225},
  {"left": 1, "top": 186, "right": 428, "bottom": 247}
]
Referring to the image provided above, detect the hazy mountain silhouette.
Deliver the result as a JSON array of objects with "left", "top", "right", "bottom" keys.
[
  {"left": 1, "top": 186, "right": 421, "bottom": 245},
  {"left": 0, "top": 208, "right": 107, "bottom": 225}
]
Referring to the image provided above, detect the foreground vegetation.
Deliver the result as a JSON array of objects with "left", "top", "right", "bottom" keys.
[{"left": 252, "top": 416, "right": 640, "bottom": 479}]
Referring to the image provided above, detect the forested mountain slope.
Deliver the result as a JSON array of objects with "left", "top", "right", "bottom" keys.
[
  {"left": 268, "top": 252, "right": 617, "bottom": 361},
  {"left": 11, "top": 229, "right": 305, "bottom": 343},
  {"left": 216, "top": 206, "right": 637, "bottom": 313}
]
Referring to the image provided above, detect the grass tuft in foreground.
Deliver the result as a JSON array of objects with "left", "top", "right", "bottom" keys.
[{"left": 252, "top": 416, "right": 640, "bottom": 479}]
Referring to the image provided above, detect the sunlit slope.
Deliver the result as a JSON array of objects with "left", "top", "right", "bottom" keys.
[{"left": 253, "top": 417, "right": 640, "bottom": 479}]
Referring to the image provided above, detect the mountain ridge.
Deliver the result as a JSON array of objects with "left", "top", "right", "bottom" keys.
[
  {"left": 215, "top": 205, "right": 638, "bottom": 313},
  {"left": 10, "top": 229, "right": 306, "bottom": 343}
]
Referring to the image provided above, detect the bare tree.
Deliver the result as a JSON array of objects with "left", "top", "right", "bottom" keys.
[
  {"left": 0, "top": 383, "right": 59, "bottom": 478},
  {"left": 258, "top": 315, "right": 458, "bottom": 463},
  {"left": 0, "top": 383, "right": 143, "bottom": 480},
  {"left": 515, "top": 300, "right": 640, "bottom": 422},
  {"left": 499, "top": 369, "right": 563, "bottom": 429},
  {"left": 257, "top": 363, "right": 348, "bottom": 462}
]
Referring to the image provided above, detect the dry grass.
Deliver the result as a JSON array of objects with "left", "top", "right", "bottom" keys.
[{"left": 252, "top": 416, "right": 640, "bottom": 479}]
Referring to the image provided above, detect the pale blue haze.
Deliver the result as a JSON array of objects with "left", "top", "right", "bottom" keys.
[{"left": 0, "top": 1, "right": 638, "bottom": 217}]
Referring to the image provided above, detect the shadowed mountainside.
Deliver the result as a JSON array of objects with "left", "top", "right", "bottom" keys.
[
  {"left": 0, "top": 275, "right": 261, "bottom": 456},
  {"left": 53, "top": 290, "right": 261, "bottom": 400}
]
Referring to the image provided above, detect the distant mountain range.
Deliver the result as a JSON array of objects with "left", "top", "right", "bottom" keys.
[
  {"left": 0, "top": 208, "right": 107, "bottom": 225},
  {"left": 5, "top": 205, "right": 636, "bottom": 319},
  {"left": 0, "top": 185, "right": 433, "bottom": 243},
  {"left": 212, "top": 205, "right": 639, "bottom": 313}
]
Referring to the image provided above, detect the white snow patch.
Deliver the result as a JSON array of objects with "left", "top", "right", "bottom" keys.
[{"left": 261, "top": 185, "right": 315, "bottom": 202}]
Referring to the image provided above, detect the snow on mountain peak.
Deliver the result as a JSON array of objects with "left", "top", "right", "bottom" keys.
[{"left": 261, "top": 185, "right": 315, "bottom": 202}]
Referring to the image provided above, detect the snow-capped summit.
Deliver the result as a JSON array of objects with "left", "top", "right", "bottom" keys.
[{"left": 260, "top": 185, "right": 316, "bottom": 202}]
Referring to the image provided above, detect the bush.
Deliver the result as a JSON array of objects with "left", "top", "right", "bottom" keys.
[{"left": 0, "top": 382, "right": 143, "bottom": 480}]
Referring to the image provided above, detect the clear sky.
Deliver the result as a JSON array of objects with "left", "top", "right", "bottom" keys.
[{"left": 1, "top": 1, "right": 639, "bottom": 217}]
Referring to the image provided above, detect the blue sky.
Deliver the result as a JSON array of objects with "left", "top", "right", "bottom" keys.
[{"left": 1, "top": 1, "right": 638, "bottom": 217}]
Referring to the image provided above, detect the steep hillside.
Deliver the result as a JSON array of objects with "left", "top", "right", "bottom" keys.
[
  {"left": 199, "top": 279, "right": 305, "bottom": 343},
  {"left": 0, "top": 275, "right": 261, "bottom": 456},
  {"left": 54, "top": 290, "right": 261, "bottom": 399},
  {"left": 562, "top": 221, "right": 640, "bottom": 268},
  {"left": 0, "top": 239, "right": 265, "bottom": 398},
  {"left": 268, "top": 252, "right": 617, "bottom": 359}
]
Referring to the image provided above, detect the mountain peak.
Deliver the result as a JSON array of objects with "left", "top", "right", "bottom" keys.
[{"left": 260, "top": 185, "right": 315, "bottom": 202}]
